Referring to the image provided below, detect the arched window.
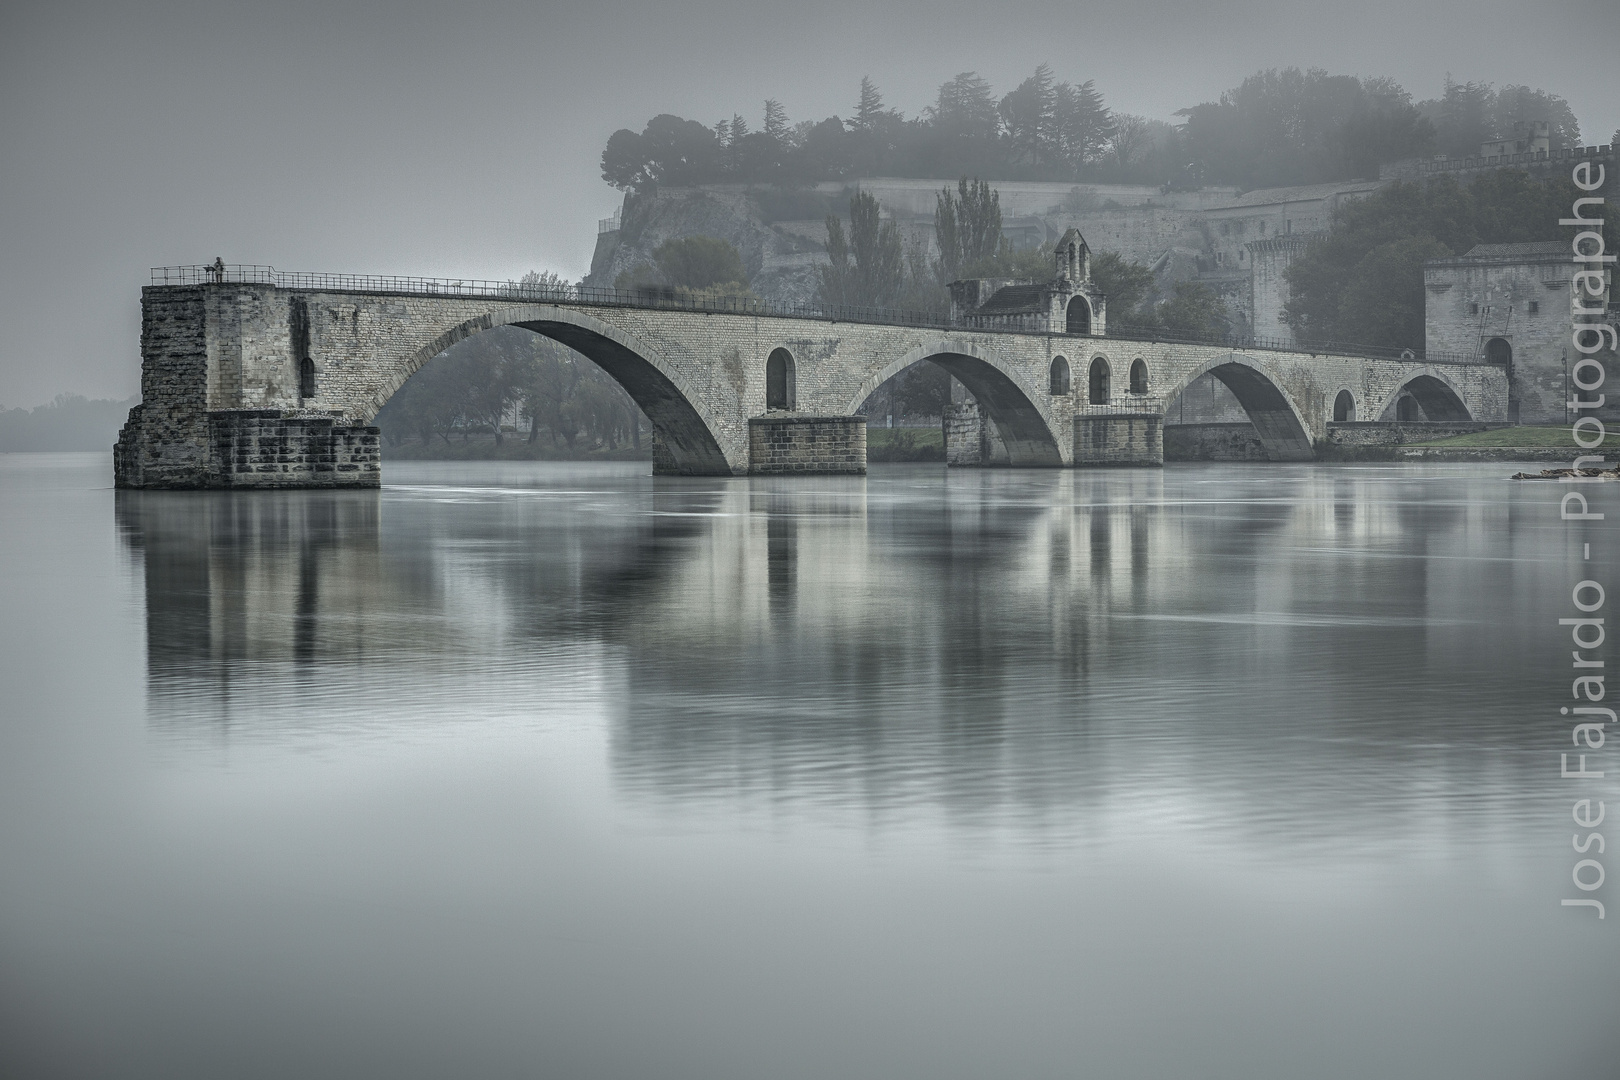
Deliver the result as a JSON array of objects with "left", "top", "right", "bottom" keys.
[
  {"left": 1333, "top": 389, "right": 1355, "bottom": 422},
  {"left": 1128, "top": 359, "right": 1148, "bottom": 395},
  {"left": 1066, "top": 297, "right": 1092, "bottom": 335},
  {"left": 1396, "top": 394, "right": 1421, "bottom": 421},
  {"left": 1485, "top": 337, "right": 1512, "bottom": 367},
  {"left": 1088, "top": 357, "right": 1110, "bottom": 405},
  {"left": 765, "top": 348, "right": 795, "bottom": 410},
  {"left": 299, "top": 357, "right": 316, "bottom": 400},
  {"left": 1049, "top": 355, "right": 1071, "bottom": 395}
]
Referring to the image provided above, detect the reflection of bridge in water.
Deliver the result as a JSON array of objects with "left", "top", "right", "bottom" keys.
[
  {"left": 113, "top": 263, "right": 1506, "bottom": 488},
  {"left": 117, "top": 467, "right": 1540, "bottom": 840}
]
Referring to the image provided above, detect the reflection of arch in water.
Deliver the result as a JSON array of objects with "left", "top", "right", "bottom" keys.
[
  {"left": 1165, "top": 356, "right": 1315, "bottom": 461},
  {"left": 1376, "top": 370, "right": 1473, "bottom": 422},
  {"left": 1066, "top": 296, "right": 1092, "bottom": 335},
  {"left": 1332, "top": 389, "right": 1355, "bottom": 422},
  {"left": 766, "top": 347, "right": 796, "bottom": 410},
  {"left": 369, "top": 305, "right": 733, "bottom": 476},
  {"left": 1049, "top": 355, "right": 1071, "bottom": 396},
  {"left": 846, "top": 340, "right": 1063, "bottom": 466},
  {"left": 1088, "top": 356, "right": 1110, "bottom": 404}
]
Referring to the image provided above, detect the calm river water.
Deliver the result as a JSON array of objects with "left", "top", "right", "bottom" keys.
[{"left": 1, "top": 452, "right": 1615, "bottom": 1079}]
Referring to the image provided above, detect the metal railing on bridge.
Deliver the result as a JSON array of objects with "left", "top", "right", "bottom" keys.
[{"left": 150, "top": 264, "right": 1486, "bottom": 366}]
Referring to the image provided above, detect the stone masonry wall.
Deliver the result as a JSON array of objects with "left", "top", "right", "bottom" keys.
[
  {"left": 1073, "top": 410, "right": 1164, "bottom": 466},
  {"left": 748, "top": 415, "right": 866, "bottom": 475},
  {"left": 114, "top": 287, "right": 211, "bottom": 488},
  {"left": 208, "top": 410, "right": 380, "bottom": 488}
]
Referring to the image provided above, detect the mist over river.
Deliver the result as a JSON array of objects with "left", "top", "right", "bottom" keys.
[{"left": 0, "top": 453, "right": 1613, "bottom": 1079}]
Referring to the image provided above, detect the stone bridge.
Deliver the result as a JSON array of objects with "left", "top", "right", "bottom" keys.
[{"left": 114, "top": 270, "right": 1508, "bottom": 488}]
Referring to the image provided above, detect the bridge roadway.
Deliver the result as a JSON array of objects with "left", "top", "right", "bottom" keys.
[{"left": 113, "top": 270, "right": 1507, "bottom": 488}]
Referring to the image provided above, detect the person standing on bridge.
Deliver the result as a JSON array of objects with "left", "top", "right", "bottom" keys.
[{"left": 208, "top": 257, "right": 225, "bottom": 283}]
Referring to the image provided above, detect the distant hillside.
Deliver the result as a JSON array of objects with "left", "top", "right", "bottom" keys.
[{"left": 0, "top": 395, "right": 137, "bottom": 452}]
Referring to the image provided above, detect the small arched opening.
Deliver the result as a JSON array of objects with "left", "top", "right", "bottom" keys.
[
  {"left": 1066, "top": 297, "right": 1092, "bottom": 335},
  {"left": 1088, "top": 357, "right": 1110, "bottom": 405},
  {"left": 1485, "top": 337, "right": 1516, "bottom": 421},
  {"left": 1396, "top": 394, "right": 1421, "bottom": 421},
  {"left": 766, "top": 348, "right": 795, "bottom": 411},
  {"left": 1333, "top": 389, "right": 1355, "bottom": 422},
  {"left": 1129, "top": 359, "right": 1148, "bottom": 395},
  {"left": 299, "top": 357, "right": 316, "bottom": 400},
  {"left": 1049, "top": 355, "right": 1071, "bottom": 395}
]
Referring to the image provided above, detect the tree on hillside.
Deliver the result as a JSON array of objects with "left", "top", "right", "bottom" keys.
[
  {"left": 1052, "top": 79, "right": 1113, "bottom": 170},
  {"left": 927, "top": 72, "right": 1000, "bottom": 143},
  {"left": 1427, "top": 77, "right": 1494, "bottom": 157},
  {"left": 854, "top": 77, "right": 900, "bottom": 131},
  {"left": 1149, "top": 282, "right": 1230, "bottom": 339},
  {"left": 763, "top": 99, "right": 788, "bottom": 141},
  {"left": 820, "top": 191, "right": 905, "bottom": 309},
  {"left": 933, "top": 177, "right": 1003, "bottom": 284},
  {"left": 1000, "top": 64, "right": 1058, "bottom": 168},
  {"left": 1333, "top": 78, "right": 1436, "bottom": 178},
  {"left": 1178, "top": 68, "right": 1431, "bottom": 187},
  {"left": 600, "top": 114, "right": 721, "bottom": 189},
  {"left": 1490, "top": 84, "right": 1581, "bottom": 148},
  {"left": 1109, "top": 114, "right": 1152, "bottom": 167},
  {"left": 1088, "top": 252, "right": 1155, "bottom": 327}
]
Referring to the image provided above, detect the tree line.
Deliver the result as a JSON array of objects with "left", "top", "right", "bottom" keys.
[{"left": 602, "top": 68, "right": 1589, "bottom": 194}]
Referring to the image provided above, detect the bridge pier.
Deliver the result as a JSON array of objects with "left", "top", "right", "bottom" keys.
[
  {"left": 1072, "top": 405, "right": 1165, "bottom": 467},
  {"left": 747, "top": 415, "right": 867, "bottom": 475}
]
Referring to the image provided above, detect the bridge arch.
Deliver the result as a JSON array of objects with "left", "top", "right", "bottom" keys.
[
  {"left": 370, "top": 304, "right": 733, "bottom": 475},
  {"left": 1373, "top": 368, "right": 1473, "bottom": 422},
  {"left": 1166, "top": 354, "right": 1316, "bottom": 461},
  {"left": 844, "top": 339, "right": 1064, "bottom": 467}
]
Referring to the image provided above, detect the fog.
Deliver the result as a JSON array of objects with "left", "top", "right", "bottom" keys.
[{"left": 1, "top": 0, "right": 1616, "bottom": 406}]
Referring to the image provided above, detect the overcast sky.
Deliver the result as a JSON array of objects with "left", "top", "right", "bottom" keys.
[{"left": 1, "top": 0, "right": 1616, "bottom": 406}]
